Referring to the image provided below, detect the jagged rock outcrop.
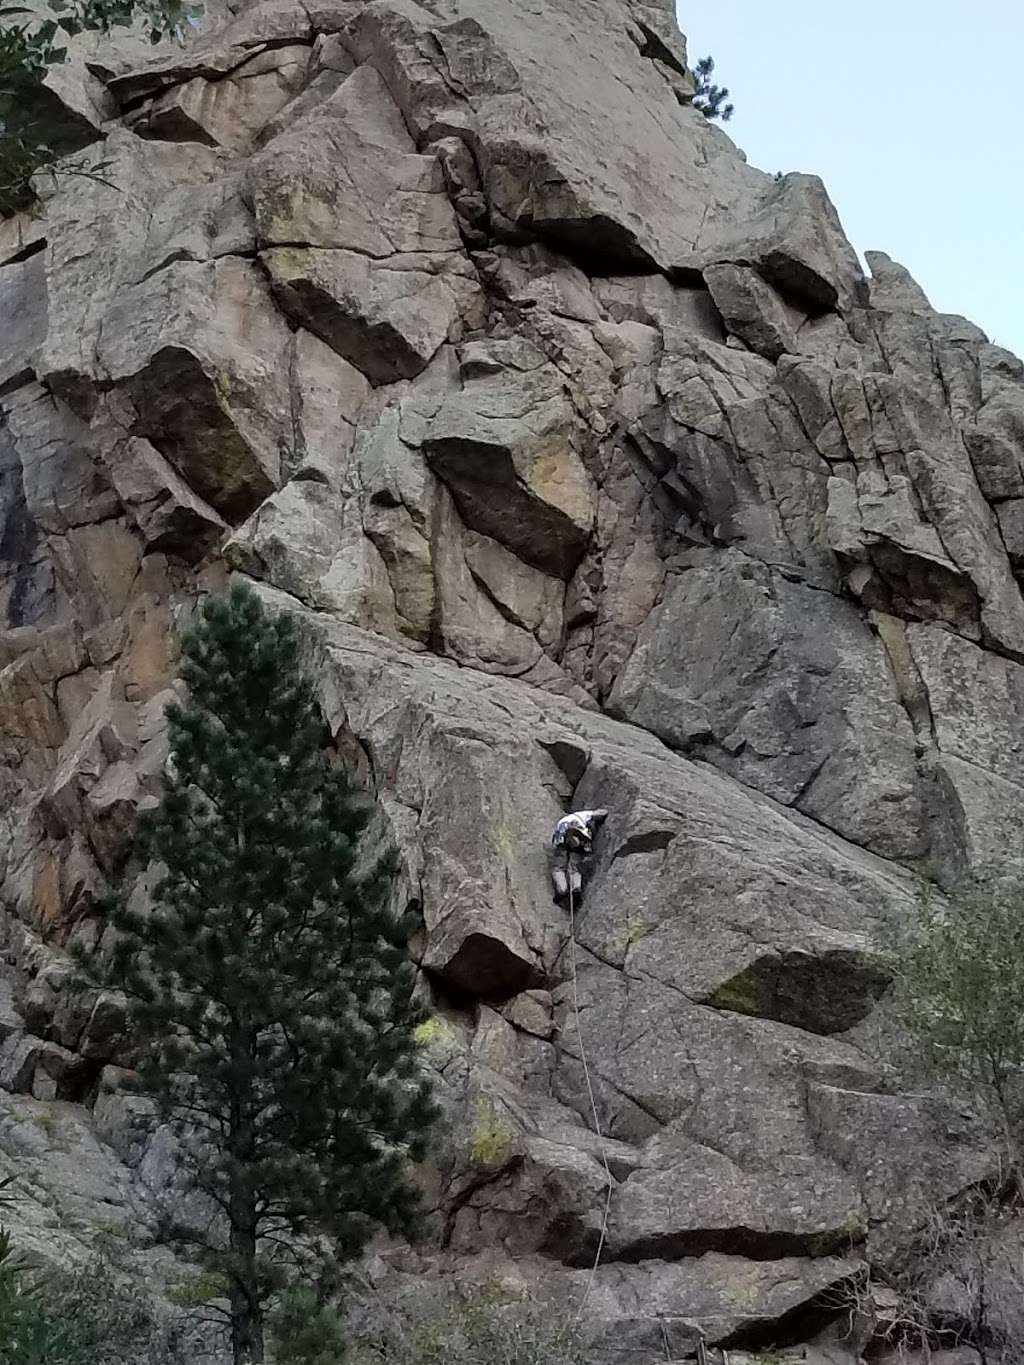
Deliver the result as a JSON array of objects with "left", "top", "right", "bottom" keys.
[{"left": 0, "top": 0, "right": 1021, "bottom": 1359}]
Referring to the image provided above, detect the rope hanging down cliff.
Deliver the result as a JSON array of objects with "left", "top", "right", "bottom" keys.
[
  {"left": 548, "top": 810, "right": 613, "bottom": 1322},
  {"left": 566, "top": 867, "right": 614, "bottom": 1322}
]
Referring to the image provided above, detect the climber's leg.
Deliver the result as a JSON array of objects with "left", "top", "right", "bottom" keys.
[{"left": 551, "top": 862, "right": 569, "bottom": 903}]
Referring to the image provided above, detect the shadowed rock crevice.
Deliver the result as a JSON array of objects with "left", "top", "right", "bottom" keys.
[
  {"left": 433, "top": 930, "right": 544, "bottom": 1001},
  {"left": 700, "top": 949, "right": 892, "bottom": 1035},
  {"left": 123, "top": 346, "right": 278, "bottom": 521},
  {"left": 715, "top": 1267, "right": 866, "bottom": 1353},
  {"left": 425, "top": 436, "right": 594, "bottom": 580},
  {"left": 608, "top": 1221, "right": 866, "bottom": 1267}
]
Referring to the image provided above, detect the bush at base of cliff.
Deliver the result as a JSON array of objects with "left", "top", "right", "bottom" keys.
[
  {"left": 886, "top": 871, "right": 1024, "bottom": 1182},
  {"left": 0, "top": 1248, "right": 159, "bottom": 1365},
  {"left": 348, "top": 1284, "right": 588, "bottom": 1365},
  {"left": 268, "top": 1285, "right": 348, "bottom": 1365}
]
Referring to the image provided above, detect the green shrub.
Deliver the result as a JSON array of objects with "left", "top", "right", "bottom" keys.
[
  {"left": 0, "top": 1253, "right": 158, "bottom": 1365},
  {"left": 349, "top": 1284, "right": 587, "bottom": 1365},
  {"left": 886, "top": 872, "right": 1024, "bottom": 1179},
  {"left": 691, "top": 55, "right": 734, "bottom": 122},
  {"left": 268, "top": 1284, "right": 348, "bottom": 1365}
]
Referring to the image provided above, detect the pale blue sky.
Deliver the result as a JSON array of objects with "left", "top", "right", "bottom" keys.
[{"left": 680, "top": 2, "right": 1024, "bottom": 357}]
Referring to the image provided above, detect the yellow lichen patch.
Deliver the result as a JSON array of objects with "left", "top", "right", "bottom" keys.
[
  {"left": 469, "top": 1099, "right": 516, "bottom": 1168},
  {"left": 604, "top": 913, "right": 653, "bottom": 962},
  {"left": 718, "top": 1275, "right": 763, "bottom": 1313},
  {"left": 414, "top": 1016, "right": 452, "bottom": 1048},
  {"left": 261, "top": 182, "right": 338, "bottom": 248},
  {"left": 491, "top": 815, "right": 516, "bottom": 867},
  {"left": 262, "top": 244, "right": 314, "bottom": 283},
  {"left": 705, "top": 966, "right": 770, "bottom": 1019},
  {"left": 212, "top": 367, "right": 238, "bottom": 405},
  {"left": 31, "top": 1109, "right": 60, "bottom": 1142},
  {"left": 527, "top": 437, "right": 595, "bottom": 527}
]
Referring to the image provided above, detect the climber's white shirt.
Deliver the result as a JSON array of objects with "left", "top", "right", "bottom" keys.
[{"left": 551, "top": 810, "right": 603, "bottom": 850}]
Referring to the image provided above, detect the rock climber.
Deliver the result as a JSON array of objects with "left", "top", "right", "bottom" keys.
[{"left": 549, "top": 808, "right": 609, "bottom": 906}]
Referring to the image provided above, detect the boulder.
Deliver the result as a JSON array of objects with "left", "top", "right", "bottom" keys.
[
  {"left": 224, "top": 479, "right": 400, "bottom": 632},
  {"left": 342, "top": 0, "right": 768, "bottom": 271},
  {"left": 608, "top": 553, "right": 925, "bottom": 859},
  {"left": 0, "top": 253, "right": 47, "bottom": 399},
  {"left": 99, "top": 434, "right": 227, "bottom": 559},
  {"left": 782, "top": 359, "right": 1024, "bottom": 660},
  {"left": 697, "top": 173, "right": 865, "bottom": 312},
  {"left": 419, "top": 339, "right": 597, "bottom": 580},
  {"left": 865, "top": 250, "right": 932, "bottom": 312},
  {"left": 39, "top": 132, "right": 233, "bottom": 402},
  {"left": 96, "top": 257, "right": 293, "bottom": 520},
  {"left": 250, "top": 64, "right": 484, "bottom": 383},
  {"left": 703, "top": 262, "right": 799, "bottom": 360},
  {"left": 128, "top": 45, "right": 310, "bottom": 151}
]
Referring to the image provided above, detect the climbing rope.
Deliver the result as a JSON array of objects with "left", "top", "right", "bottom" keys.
[{"left": 565, "top": 856, "right": 614, "bottom": 1323}]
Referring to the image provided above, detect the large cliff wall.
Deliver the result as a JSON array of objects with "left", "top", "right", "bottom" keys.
[{"left": 1, "top": 0, "right": 1023, "bottom": 1359}]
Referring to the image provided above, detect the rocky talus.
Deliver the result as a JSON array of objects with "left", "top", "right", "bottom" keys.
[{"left": 0, "top": 0, "right": 1022, "bottom": 1359}]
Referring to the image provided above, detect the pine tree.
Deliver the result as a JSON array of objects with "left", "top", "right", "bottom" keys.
[
  {"left": 78, "top": 581, "right": 437, "bottom": 1365},
  {"left": 691, "top": 55, "right": 734, "bottom": 122}
]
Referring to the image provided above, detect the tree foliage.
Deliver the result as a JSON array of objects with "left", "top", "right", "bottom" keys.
[
  {"left": 0, "top": 0, "right": 198, "bottom": 216},
  {"left": 268, "top": 1284, "right": 348, "bottom": 1365},
  {"left": 891, "top": 1188, "right": 1024, "bottom": 1364},
  {"left": 78, "top": 581, "right": 437, "bottom": 1364},
  {"left": 691, "top": 54, "right": 733, "bottom": 122},
  {"left": 887, "top": 873, "right": 1024, "bottom": 1174},
  {"left": 0, "top": 1184, "right": 157, "bottom": 1365}
]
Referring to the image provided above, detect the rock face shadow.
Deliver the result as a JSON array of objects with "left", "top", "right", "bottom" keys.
[{"left": 701, "top": 948, "right": 892, "bottom": 1035}]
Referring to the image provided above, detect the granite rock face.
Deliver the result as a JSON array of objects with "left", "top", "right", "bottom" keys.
[{"left": 0, "top": 0, "right": 1021, "bottom": 1358}]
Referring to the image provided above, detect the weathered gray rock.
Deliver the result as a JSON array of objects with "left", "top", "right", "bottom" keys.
[
  {"left": 224, "top": 479, "right": 400, "bottom": 631},
  {"left": 250, "top": 64, "right": 484, "bottom": 383},
  {"left": 276, "top": 610, "right": 988, "bottom": 1269},
  {"left": 0, "top": 1076, "right": 161, "bottom": 1259},
  {"left": 342, "top": 0, "right": 766, "bottom": 271},
  {"left": 288, "top": 329, "right": 369, "bottom": 483},
  {"left": 265, "top": 243, "right": 481, "bottom": 385},
  {"left": 477, "top": 1249, "right": 864, "bottom": 1363},
  {"left": 3, "top": 0, "right": 1024, "bottom": 1354},
  {"left": 0, "top": 253, "right": 47, "bottom": 398},
  {"left": 781, "top": 357, "right": 1024, "bottom": 660},
  {"left": 2, "top": 382, "right": 119, "bottom": 534},
  {"left": 418, "top": 338, "right": 597, "bottom": 579},
  {"left": 703, "top": 262, "right": 799, "bottom": 360},
  {"left": 102, "top": 0, "right": 313, "bottom": 103},
  {"left": 865, "top": 250, "right": 932, "bottom": 311},
  {"left": 963, "top": 352, "right": 1024, "bottom": 500},
  {"left": 129, "top": 44, "right": 310, "bottom": 150},
  {"left": 608, "top": 553, "right": 925, "bottom": 858},
  {"left": 698, "top": 173, "right": 865, "bottom": 312},
  {"left": 131, "top": 172, "right": 257, "bottom": 281},
  {"left": 97, "top": 257, "right": 293, "bottom": 520},
  {"left": 101, "top": 435, "right": 227, "bottom": 559},
  {"left": 39, "top": 132, "right": 233, "bottom": 402}
]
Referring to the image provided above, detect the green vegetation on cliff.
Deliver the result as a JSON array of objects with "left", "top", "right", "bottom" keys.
[
  {"left": 77, "top": 581, "right": 437, "bottom": 1365},
  {"left": 0, "top": 0, "right": 198, "bottom": 214}
]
